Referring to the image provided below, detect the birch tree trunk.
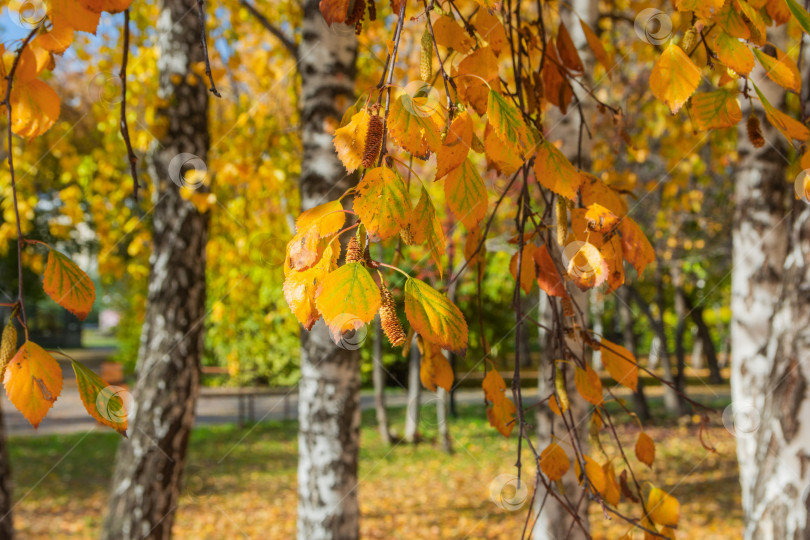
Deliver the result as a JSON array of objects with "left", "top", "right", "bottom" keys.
[
  {"left": 102, "top": 1, "right": 209, "bottom": 537},
  {"left": 296, "top": 3, "right": 360, "bottom": 538},
  {"left": 730, "top": 61, "right": 803, "bottom": 537}
]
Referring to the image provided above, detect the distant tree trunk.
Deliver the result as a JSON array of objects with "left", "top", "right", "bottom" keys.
[
  {"left": 627, "top": 285, "right": 683, "bottom": 416},
  {"left": 0, "top": 403, "right": 13, "bottom": 539},
  {"left": 618, "top": 287, "right": 650, "bottom": 422},
  {"left": 372, "top": 316, "right": 392, "bottom": 445},
  {"left": 437, "top": 385, "right": 452, "bottom": 454},
  {"left": 680, "top": 289, "right": 722, "bottom": 384},
  {"left": 589, "top": 289, "right": 603, "bottom": 370},
  {"left": 404, "top": 337, "right": 421, "bottom": 444},
  {"left": 102, "top": 1, "right": 209, "bottom": 537},
  {"left": 690, "top": 328, "right": 704, "bottom": 370},
  {"left": 296, "top": 3, "right": 360, "bottom": 539},
  {"left": 671, "top": 266, "right": 688, "bottom": 397}
]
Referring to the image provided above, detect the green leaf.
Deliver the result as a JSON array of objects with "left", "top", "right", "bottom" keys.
[
  {"left": 786, "top": 0, "right": 810, "bottom": 35},
  {"left": 353, "top": 166, "right": 411, "bottom": 240},
  {"left": 43, "top": 249, "right": 96, "bottom": 321},
  {"left": 71, "top": 359, "right": 127, "bottom": 436},
  {"left": 444, "top": 158, "right": 488, "bottom": 229},
  {"left": 487, "top": 90, "right": 530, "bottom": 153},
  {"left": 404, "top": 278, "right": 468, "bottom": 355}
]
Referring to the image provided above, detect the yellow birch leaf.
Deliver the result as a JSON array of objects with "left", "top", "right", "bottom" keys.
[
  {"left": 580, "top": 18, "right": 613, "bottom": 72},
  {"left": 647, "top": 487, "right": 681, "bottom": 527},
  {"left": 650, "top": 43, "right": 701, "bottom": 114},
  {"left": 387, "top": 93, "right": 443, "bottom": 158},
  {"left": 575, "top": 455, "right": 607, "bottom": 495},
  {"left": 713, "top": 32, "right": 755, "bottom": 75},
  {"left": 4, "top": 341, "right": 63, "bottom": 428},
  {"left": 584, "top": 203, "right": 620, "bottom": 233},
  {"left": 444, "top": 158, "right": 488, "bottom": 229},
  {"left": 71, "top": 359, "right": 127, "bottom": 436},
  {"left": 407, "top": 188, "right": 446, "bottom": 272},
  {"left": 10, "top": 79, "right": 60, "bottom": 139},
  {"left": 333, "top": 109, "right": 371, "bottom": 173},
  {"left": 534, "top": 141, "right": 584, "bottom": 200},
  {"left": 601, "top": 338, "right": 638, "bottom": 391},
  {"left": 315, "top": 262, "right": 381, "bottom": 326},
  {"left": 404, "top": 277, "right": 468, "bottom": 354},
  {"left": 603, "top": 462, "right": 621, "bottom": 506},
  {"left": 354, "top": 166, "right": 411, "bottom": 240},
  {"left": 484, "top": 123, "right": 523, "bottom": 175},
  {"left": 487, "top": 395, "right": 516, "bottom": 437},
  {"left": 487, "top": 90, "right": 530, "bottom": 152},
  {"left": 754, "top": 47, "right": 801, "bottom": 93}
]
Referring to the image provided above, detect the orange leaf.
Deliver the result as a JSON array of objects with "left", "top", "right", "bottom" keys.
[
  {"left": 10, "top": 79, "right": 60, "bottom": 139},
  {"left": 436, "top": 111, "right": 473, "bottom": 179},
  {"left": 473, "top": 10, "right": 507, "bottom": 55},
  {"left": 455, "top": 46, "right": 499, "bottom": 114},
  {"left": 4, "top": 341, "right": 63, "bottom": 428},
  {"left": 691, "top": 90, "right": 742, "bottom": 131},
  {"left": 542, "top": 39, "right": 573, "bottom": 113},
  {"left": 603, "top": 462, "right": 621, "bottom": 506},
  {"left": 319, "top": 0, "right": 350, "bottom": 25},
  {"left": 487, "top": 90, "right": 530, "bottom": 152},
  {"left": 620, "top": 217, "right": 655, "bottom": 275},
  {"left": 556, "top": 22, "right": 583, "bottom": 73},
  {"left": 533, "top": 245, "right": 568, "bottom": 298},
  {"left": 580, "top": 19, "right": 612, "bottom": 72},
  {"left": 419, "top": 341, "right": 453, "bottom": 392},
  {"left": 284, "top": 244, "right": 338, "bottom": 330},
  {"left": 575, "top": 454, "right": 607, "bottom": 495},
  {"left": 601, "top": 235, "right": 625, "bottom": 293},
  {"left": 432, "top": 15, "right": 474, "bottom": 54},
  {"left": 404, "top": 278, "right": 468, "bottom": 354},
  {"left": 484, "top": 123, "right": 523, "bottom": 175},
  {"left": 753, "top": 82, "right": 810, "bottom": 142},
  {"left": 575, "top": 365, "right": 603, "bottom": 405},
  {"left": 534, "top": 141, "right": 583, "bottom": 200},
  {"left": 72, "top": 359, "right": 127, "bottom": 436},
  {"left": 487, "top": 395, "right": 516, "bottom": 437},
  {"left": 49, "top": 0, "right": 102, "bottom": 34},
  {"left": 754, "top": 47, "right": 801, "bottom": 93},
  {"left": 636, "top": 431, "right": 656, "bottom": 467},
  {"left": 509, "top": 244, "right": 537, "bottom": 294},
  {"left": 296, "top": 200, "right": 346, "bottom": 237},
  {"left": 43, "top": 249, "right": 96, "bottom": 321},
  {"left": 540, "top": 442, "right": 570, "bottom": 481},
  {"left": 565, "top": 241, "right": 608, "bottom": 291},
  {"left": 650, "top": 43, "right": 701, "bottom": 114},
  {"left": 713, "top": 32, "right": 754, "bottom": 76},
  {"left": 482, "top": 369, "right": 509, "bottom": 404},
  {"left": 601, "top": 338, "right": 638, "bottom": 391}
]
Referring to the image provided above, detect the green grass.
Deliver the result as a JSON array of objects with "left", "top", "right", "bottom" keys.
[{"left": 7, "top": 399, "right": 742, "bottom": 539}]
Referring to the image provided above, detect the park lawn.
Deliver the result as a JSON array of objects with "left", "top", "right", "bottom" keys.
[{"left": 9, "top": 400, "right": 741, "bottom": 539}]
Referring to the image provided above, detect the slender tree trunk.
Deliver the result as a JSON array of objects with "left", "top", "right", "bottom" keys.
[
  {"left": 0, "top": 403, "right": 13, "bottom": 539},
  {"left": 589, "top": 289, "right": 603, "bottom": 370},
  {"left": 102, "top": 1, "right": 209, "bottom": 538},
  {"left": 731, "top": 69, "right": 796, "bottom": 538},
  {"left": 627, "top": 285, "right": 682, "bottom": 415},
  {"left": 404, "top": 337, "right": 421, "bottom": 444},
  {"left": 671, "top": 266, "right": 688, "bottom": 396},
  {"left": 690, "top": 327, "right": 704, "bottom": 371},
  {"left": 296, "top": 4, "right": 359, "bottom": 539},
  {"left": 436, "top": 386, "right": 452, "bottom": 454},
  {"left": 372, "top": 316, "right": 392, "bottom": 444},
  {"left": 680, "top": 289, "right": 722, "bottom": 384},
  {"left": 618, "top": 288, "right": 650, "bottom": 422}
]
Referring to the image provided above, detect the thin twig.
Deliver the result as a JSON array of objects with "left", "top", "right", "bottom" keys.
[
  {"left": 119, "top": 9, "right": 139, "bottom": 201},
  {"left": 196, "top": 0, "right": 221, "bottom": 97}
]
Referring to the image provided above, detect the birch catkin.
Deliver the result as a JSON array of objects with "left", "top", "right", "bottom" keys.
[
  {"left": 420, "top": 28, "right": 433, "bottom": 82},
  {"left": 362, "top": 109, "right": 384, "bottom": 168},
  {"left": 379, "top": 286, "right": 406, "bottom": 347},
  {"left": 0, "top": 323, "right": 17, "bottom": 380}
]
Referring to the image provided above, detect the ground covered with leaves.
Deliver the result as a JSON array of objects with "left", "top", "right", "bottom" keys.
[{"left": 11, "top": 401, "right": 741, "bottom": 539}]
